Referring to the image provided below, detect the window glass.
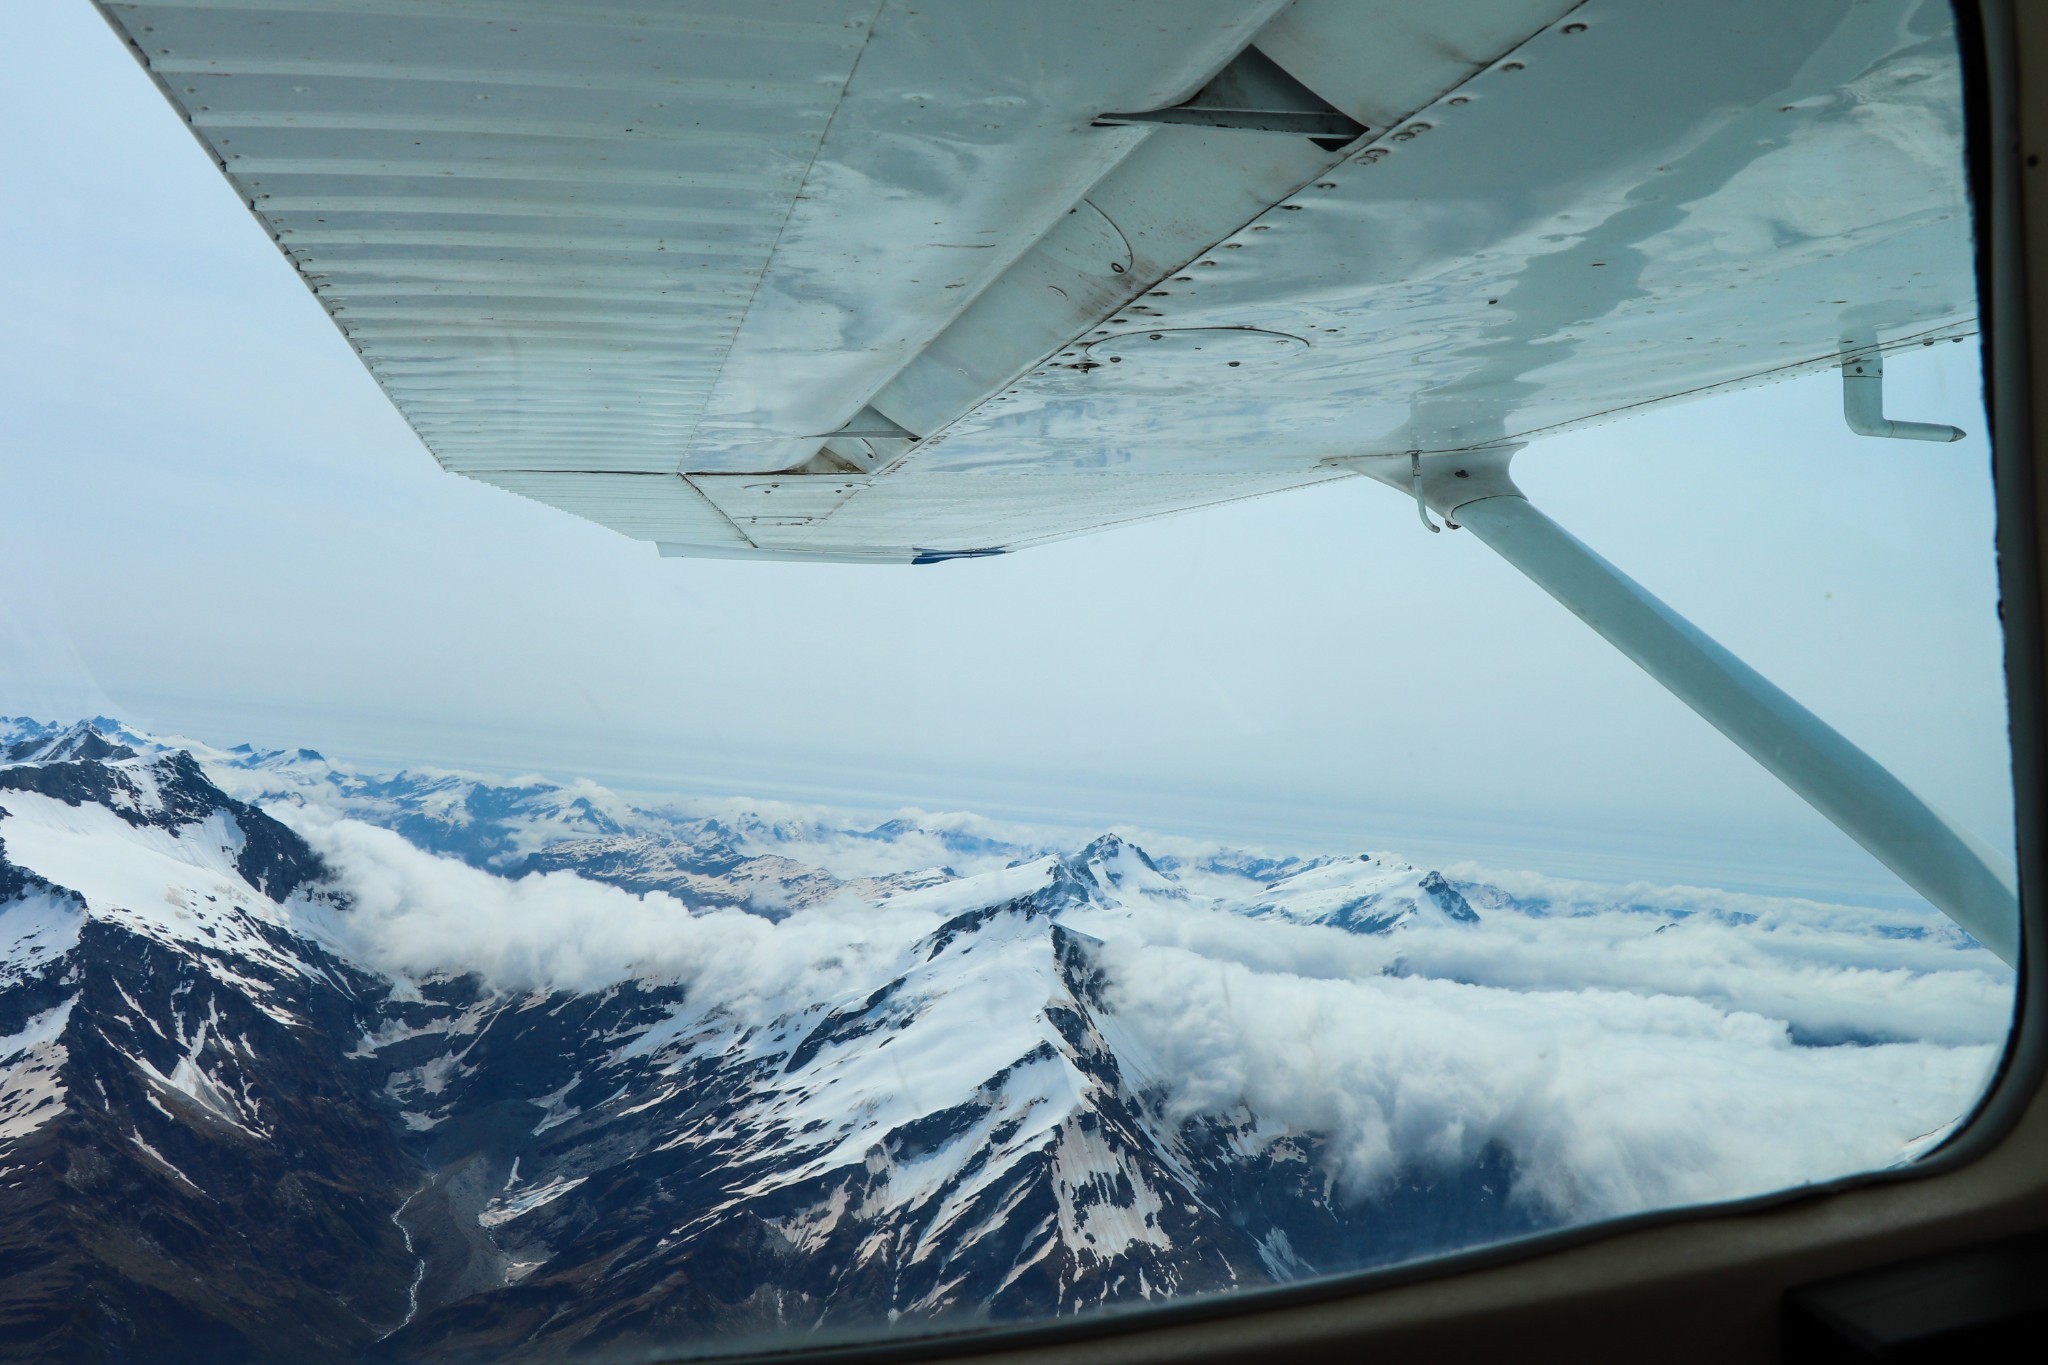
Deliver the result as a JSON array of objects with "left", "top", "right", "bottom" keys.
[{"left": 0, "top": 1, "right": 2016, "bottom": 1360}]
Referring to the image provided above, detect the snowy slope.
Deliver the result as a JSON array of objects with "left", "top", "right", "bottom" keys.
[
  {"left": 0, "top": 718, "right": 2015, "bottom": 1362},
  {"left": 1242, "top": 853, "right": 1480, "bottom": 933},
  {"left": 0, "top": 729, "right": 418, "bottom": 1362}
]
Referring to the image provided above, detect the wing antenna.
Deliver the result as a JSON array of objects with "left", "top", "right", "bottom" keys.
[
  {"left": 1411, "top": 452, "right": 1443, "bottom": 534},
  {"left": 1842, "top": 346, "right": 1968, "bottom": 442}
]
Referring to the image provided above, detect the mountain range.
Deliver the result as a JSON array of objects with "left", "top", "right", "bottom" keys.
[{"left": 0, "top": 717, "right": 2009, "bottom": 1363}]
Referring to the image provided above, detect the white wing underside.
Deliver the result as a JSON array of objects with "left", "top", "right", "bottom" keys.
[{"left": 98, "top": 0, "right": 1974, "bottom": 562}]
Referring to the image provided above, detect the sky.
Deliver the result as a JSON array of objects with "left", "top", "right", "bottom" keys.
[{"left": 0, "top": 0, "right": 2017, "bottom": 903}]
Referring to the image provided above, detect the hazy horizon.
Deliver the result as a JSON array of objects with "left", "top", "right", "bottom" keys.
[
  {"left": 0, "top": 707, "right": 1971, "bottom": 911},
  {"left": 0, "top": 0, "right": 2016, "bottom": 912}
]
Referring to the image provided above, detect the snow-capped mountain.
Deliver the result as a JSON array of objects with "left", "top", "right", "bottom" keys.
[
  {"left": 0, "top": 735, "right": 416, "bottom": 1362},
  {"left": 1242, "top": 855, "right": 1479, "bottom": 933},
  {"left": 0, "top": 719, "right": 2013, "bottom": 1363}
]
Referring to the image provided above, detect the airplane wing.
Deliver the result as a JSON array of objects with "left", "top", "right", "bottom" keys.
[
  {"left": 94, "top": 0, "right": 2010, "bottom": 962},
  {"left": 91, "top": 0, "right": 1971, "bottom": 563}
]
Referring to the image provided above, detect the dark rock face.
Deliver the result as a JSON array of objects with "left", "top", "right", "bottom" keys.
[
  {"left": 1419, "top": 871, "right": 1481, "bottom": 924},
  {"left": 1, "top": 719, "right": 136, "bottom": 765},
  {"left": 0, "top": 729, "right": 1546, "bottom": 1363},
  {"left": 0, "top": 735, "right": 327, "bottom": 903},
  {"left": 0, "top": 734, "right": 409, "bottom": 1363},
  {"left": 0, "top": 923, "right": 419, "bottom": 1365}
]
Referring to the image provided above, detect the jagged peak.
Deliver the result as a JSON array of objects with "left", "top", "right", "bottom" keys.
[
  {"left": 1, "top": 719, "right": 137, "bottom": 766},
  {"left": 1078, "top": 832, "right": 1144, "bottom": 864},
  {"left": 1053, "top": 833, "right": 1184, "bottom": 905},
  {"left": 0, "top": 743, "right": 329, "bottom": 905},
  {"left": 1, "top": 716, "right": 208, "bottom": 769},
  {"left": 1418, "top": 870, "right": 1481, "bottom": 925},
  {"left": 1246, "top": 855, "right": 1484, "bottom": 935}
]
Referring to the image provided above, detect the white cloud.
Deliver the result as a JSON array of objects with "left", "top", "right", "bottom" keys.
[
  {"left": 278, "top": 806, "right": 2013, "bottom": 1232},
  {"left": 288, "top": 813, "right": 947, "bottom": 1015},
  {"left": 1091, "top": 938, "right": 2001, "bottom": 1222},
  {"left": 1056, "top": 861, "right": 2010, "bottom": 1224}
]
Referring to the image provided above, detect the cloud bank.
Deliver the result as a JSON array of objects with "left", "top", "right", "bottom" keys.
[
  {"left": 285, "top": 807, "right": 2011, "bottom": 1230},
  {"left": 292, "top": 814, "right": 947, "bottom": 1015}
]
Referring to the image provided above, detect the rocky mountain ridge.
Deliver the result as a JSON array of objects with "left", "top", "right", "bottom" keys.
[{"left": 0, "top": 721, "right": 1529, "bottom": 1363}]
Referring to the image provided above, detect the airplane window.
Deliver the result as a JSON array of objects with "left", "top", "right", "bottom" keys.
[{"left": 0, "top": 1, "right": 2019, "bottom": 1361}]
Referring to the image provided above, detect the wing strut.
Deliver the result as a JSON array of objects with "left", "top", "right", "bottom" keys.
[{"left": 1343, "top": 450, "right": 2019, "bottom": 964}]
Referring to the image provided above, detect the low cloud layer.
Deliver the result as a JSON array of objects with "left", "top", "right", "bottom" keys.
[
  {"left": 1090, "top": 938, "right": 1996, "bottom": 1220},
  {"left": 292, "top": 814, "right": 946, "bottom": 1014},
  {"left": 285, "top": 807, "right": 2011, "bottom": 1230}
]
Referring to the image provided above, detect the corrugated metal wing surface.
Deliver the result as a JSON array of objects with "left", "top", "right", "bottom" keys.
[
  {"left": 96, "top": 1, "right": 1977, "bottom": 564},
  {"left": 901, "top": 0, "right": 1975, "bottom": 481},
  {"left": 102, "top": 0, "right": 877, "bottom": 480}
]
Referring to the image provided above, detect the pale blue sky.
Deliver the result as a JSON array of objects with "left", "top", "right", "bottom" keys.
[{"left": 0, "top": 1, "right": 2014, "bottom": 901}]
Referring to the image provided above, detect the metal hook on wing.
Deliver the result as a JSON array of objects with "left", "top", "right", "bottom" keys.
[
  {"left": 1840, "top": 345, "right": 1966, "bottom": 442},
  {"left": 1411, "top": 452, "right": 1442, "bottom": 533}
]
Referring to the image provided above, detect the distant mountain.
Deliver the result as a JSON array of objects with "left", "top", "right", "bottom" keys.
[
  {"left": 0, "top": 718, "right": 2006, "bottom": 1363},
  {"left": 1242, "top": 855, "right": 1480, "bottom": 933}
]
